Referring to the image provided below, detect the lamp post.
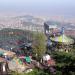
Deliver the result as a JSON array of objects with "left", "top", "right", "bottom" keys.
[{"left": 61, "top": 27, "right": 65, "bottom": 42}]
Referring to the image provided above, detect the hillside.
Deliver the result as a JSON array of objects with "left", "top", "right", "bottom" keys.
[{"left": 0, "top": 28, "right": 33, "bottom": 50}]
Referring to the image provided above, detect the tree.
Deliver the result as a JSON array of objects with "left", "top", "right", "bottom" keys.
[
  {"left": 52, "top": 51, "right": 75, "bottom": 75},
  {"left": 32, "top": 32, "right": 47, "bottom": 60}
]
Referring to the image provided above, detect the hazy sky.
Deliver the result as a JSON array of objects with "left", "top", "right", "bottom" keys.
[{"left": 0, "top": 0, "right": 75, "bottom": 17}]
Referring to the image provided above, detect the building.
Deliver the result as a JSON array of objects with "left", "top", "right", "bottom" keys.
[{"left": 44, "top": 21, "right": 58, "bottom": 36}]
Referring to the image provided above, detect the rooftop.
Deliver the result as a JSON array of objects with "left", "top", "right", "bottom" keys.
[{"left": 45, "top": 21, "right": 60, "bottom": 26}]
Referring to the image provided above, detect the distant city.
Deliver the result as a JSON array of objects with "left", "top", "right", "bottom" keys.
[{"left": 0, "top": 14, "right": 75, "bottom": 37}]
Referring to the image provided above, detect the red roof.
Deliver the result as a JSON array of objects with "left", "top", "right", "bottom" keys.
[
  {"left": 0, "top": 57, "right": 6, "bottom": 62},
  {"left": 47, "top": 59, "right": 55, "bottom": 66}
]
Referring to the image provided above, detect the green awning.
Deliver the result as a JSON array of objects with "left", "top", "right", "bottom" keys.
[
  {"left": 25, "top": 56, "right": 31, "bottom": 63},
  {"left": 0, "top": 51, "right": 4, "bottom": 56}
]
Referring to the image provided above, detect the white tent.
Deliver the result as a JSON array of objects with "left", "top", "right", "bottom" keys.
[{"left": 43, "top": 54, "right": 51, "bottom": 61}]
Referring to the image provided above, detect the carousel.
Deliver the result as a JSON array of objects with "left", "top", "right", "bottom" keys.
[{"left": 50, "top": 28, "right": 74, "bottom": 52}]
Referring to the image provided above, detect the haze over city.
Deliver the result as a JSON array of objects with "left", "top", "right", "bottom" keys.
[{"left": 0, "top": 0, "right": 75, "bottom": 18}]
